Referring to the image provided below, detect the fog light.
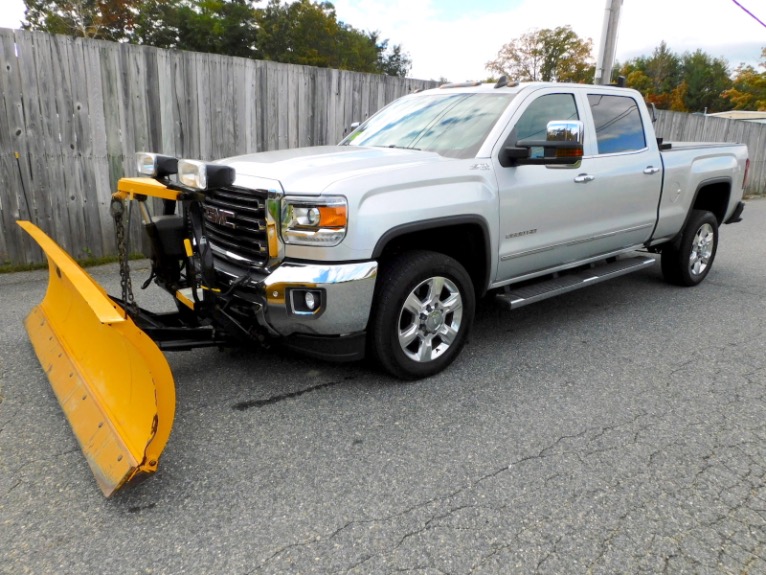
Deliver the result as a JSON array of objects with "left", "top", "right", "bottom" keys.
[{"left": 289, "top": 289, "right": 324, "bottom": 316}]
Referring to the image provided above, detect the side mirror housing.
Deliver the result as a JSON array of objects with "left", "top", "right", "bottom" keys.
[
  {"left": 501, "top": 120, "right": 584, "bottom": 167},
  {"left": 648, "top": 102, "right": 658, "bottom": 123}
]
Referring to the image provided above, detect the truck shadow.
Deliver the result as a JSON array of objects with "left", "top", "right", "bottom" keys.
[{"left": 165, "top": 259, "right": 677, "bottom": 411}]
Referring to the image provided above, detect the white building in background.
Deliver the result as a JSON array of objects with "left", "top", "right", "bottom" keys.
[{"left": 707, "top": 111, "right": 766, "bottom": 124}]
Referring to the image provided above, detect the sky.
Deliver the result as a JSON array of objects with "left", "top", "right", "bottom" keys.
[{"left": 0, "top": 0, "right": 764, "bottom": 81}]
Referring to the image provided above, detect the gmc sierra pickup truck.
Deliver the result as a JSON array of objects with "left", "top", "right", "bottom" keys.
[
  {"left": 156, "top": 80, "right": 744, "bottom": 379},
  {"left": 19, "top": 79, "right": 749, "bottom": 495}
]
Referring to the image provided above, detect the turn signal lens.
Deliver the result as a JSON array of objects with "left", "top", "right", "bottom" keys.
[{"left": 317, "top": 205, "right": 347, "bottom": 228}]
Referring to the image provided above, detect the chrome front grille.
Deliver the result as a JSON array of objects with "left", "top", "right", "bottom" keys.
[{"left": 203, "top": 187, "right": 269, "bottom": 268}]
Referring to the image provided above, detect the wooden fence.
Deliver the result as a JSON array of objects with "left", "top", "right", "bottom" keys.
[
  {"left": 1, "top": 28, "right": 764, "bottom": 266},
  {"left": 0, "top": 29, "right": 437, "bottom": 265},
  {"left": 654, "top": 109, "right": 766, "bottom": 198}
]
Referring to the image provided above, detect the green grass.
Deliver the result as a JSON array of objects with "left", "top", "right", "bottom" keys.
[{"left": 0, "top": 253, "right": 145, "bottom": 274}]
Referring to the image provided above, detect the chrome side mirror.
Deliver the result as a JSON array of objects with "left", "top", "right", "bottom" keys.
[
  {"left": 502, "top": 120, "right": 585, "bottom": 167},
  {"left": 344, "top": 121, "right": 360, "bottom": 135},
  {"left": 545, "top": 120, "right": 584, "bottom": 144}
]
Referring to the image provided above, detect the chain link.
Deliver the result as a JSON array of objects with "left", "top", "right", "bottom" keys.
[{"left": 110, "top": 198, "right": 138, "bottom": 317}]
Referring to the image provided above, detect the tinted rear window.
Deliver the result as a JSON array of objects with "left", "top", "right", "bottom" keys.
[{"left": 587, "top": 94, "right": 646, "bottom": 154}]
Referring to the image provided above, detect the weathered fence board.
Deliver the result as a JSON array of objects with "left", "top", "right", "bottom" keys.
[
  {"left": 654, "top": 110, "right": 765, "bottom": 199},
  {"left": 0, "top": 32, "right": 25, "bottom": 262},
  {"left": 0, "top": 28, "right": 437, "bottom": 265},
  {"left": 2, "top": 28, "right": 764, "bottom": 266}
]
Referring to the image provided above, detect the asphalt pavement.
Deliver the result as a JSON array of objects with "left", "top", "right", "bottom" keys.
[{"left": 1, "top": 199, "right": 765, "bottom": 575}]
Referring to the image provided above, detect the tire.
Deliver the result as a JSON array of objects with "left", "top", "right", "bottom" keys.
[
  {"left": 369, "top": 250, "right": 476, "bottom": 379},
  {"left": 661, "top": 209, "right": 718, "bottom": 286}
]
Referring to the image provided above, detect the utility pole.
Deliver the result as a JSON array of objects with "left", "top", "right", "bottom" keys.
[{"left": 594, "top": 0, "right": 623, "bottom": 85}]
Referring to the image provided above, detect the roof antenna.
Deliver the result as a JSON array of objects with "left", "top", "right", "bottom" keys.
[{"left": 494, "top": 75, "right": 509, "bottom": 89}]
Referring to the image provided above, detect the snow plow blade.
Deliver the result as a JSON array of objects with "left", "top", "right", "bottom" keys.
[{"left": 18, "top": 221, "right": 175, "bottom": 497}]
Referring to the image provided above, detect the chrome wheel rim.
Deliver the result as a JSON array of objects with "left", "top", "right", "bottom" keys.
[
  {"left": 397, "top": 276, "right": 463, "bottom": 363},
  {"left": 689, "top": 223, "right": 714, "bottom": 276}
]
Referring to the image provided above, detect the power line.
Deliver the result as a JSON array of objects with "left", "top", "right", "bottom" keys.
[{"left": 732, "top": 0, "right": 766, "bottom": 28}]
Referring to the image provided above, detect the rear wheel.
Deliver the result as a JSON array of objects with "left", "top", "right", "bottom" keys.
[
  {"left": 661, "top": 209, "right": 718, "bottom": 286},
  {"left": 369, "top": 251, "right": 475, "bottom": 379}
]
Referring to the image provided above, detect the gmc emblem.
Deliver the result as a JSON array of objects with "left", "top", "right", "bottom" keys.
[{"left": 204, "top": 206, "right": 236, "bottom": 229}]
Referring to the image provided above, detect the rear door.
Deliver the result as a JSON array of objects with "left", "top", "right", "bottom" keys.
[{"left": 579, "top": 90, "right": 663, "bottom": 252}]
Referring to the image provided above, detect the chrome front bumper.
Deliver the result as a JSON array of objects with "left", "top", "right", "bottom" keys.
[{"left": 257, "top": 261, "right": 378, "bottom": 337}]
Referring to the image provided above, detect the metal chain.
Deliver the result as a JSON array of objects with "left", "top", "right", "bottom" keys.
[{"left": 110, "top": 198, "right": 138, "bottom": 316}]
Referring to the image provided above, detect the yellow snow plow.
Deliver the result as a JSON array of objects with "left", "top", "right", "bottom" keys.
[
  {"left": 19, "top": 219, "right": 176, "bottom": 497},
  {"left": 19, "top": 152, "right": 366, "bottom": 496},
  {"left": 18, "top": 169, "right": 235, "bottom": 497}
]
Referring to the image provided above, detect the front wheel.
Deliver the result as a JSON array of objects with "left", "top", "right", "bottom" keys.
[
  {"left": 661, "top": 209, "right": 719, "bottom": 286},
  {"left": 369, "top": 251, "right": 475, "bottom": 379}
]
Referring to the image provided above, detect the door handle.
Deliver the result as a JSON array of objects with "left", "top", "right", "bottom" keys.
[
  {"left": 574, "top": 174, "right": 595, "bottom": 183},
  {"left": 644, "top": 166, "right": 661, "bottom": 175}
]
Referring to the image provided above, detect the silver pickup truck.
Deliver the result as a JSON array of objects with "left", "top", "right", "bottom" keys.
[
  {"left": 18, "top": 80, "right": 749, "bottom": 494},
  {"left": 174, "top": 81, "right": 745, "bottom": 379}
]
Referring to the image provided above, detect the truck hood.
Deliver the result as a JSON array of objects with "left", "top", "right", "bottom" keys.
[{"left": 220, "top": 145, "right": 451, "bottom": 195}]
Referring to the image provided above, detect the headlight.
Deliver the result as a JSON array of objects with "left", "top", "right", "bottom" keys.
[
  {"left": 136, "top": 152, "right": 178, "bottom": 178},
  {"left": 281, "top": 197, "right": 348, "bottom": 246},
  {"left": 178, "top": 159, "right": 235, "bottom": 191}
]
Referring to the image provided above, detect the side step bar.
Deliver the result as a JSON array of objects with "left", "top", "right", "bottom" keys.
[{"left": 496, "top": 255, "right": 655, "bottom": 310}]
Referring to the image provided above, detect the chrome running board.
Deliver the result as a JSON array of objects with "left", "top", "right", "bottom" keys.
[{"left": 495, "top": 256, "right": 655, "bottom": 310}]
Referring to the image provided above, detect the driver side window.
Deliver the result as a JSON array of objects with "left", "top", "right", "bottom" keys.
[
  {"left": 514, "top": 93, "right": 579, "bottom": 141},
  {"left": 501, "top": 93, "right": 580, "bottom": 162}
]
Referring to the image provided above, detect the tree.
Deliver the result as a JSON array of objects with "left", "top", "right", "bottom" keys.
[
  {"left": 643, "top": 42, "right": 682, "bottom": 97},
  {"left": 132, "top": 0, "right": 179, "bottom": 48},
  {"left": 681, "top": 50, "right": 730, "bottom": 113},
  {"left": 373, "top": 34, "right": 411, "bottom": 78},
  {"left": 486, "top": 26, "right": 594, "bottom": 83},
  {"left": 621, "top": 42, "right": 734, "bottom": 112},
  {"left": 23, "top": 0, "right": 260, "bottom": 52},
  {"left": 134, "top": 0, "right": 260, "bottom": 58},
  {"left": 255, "top": 0, "right": 410, "bottom": 76},
  {"left": 22, "top": 0, "right": 137, "bottom": 41},
  {"left": 723, "top": 48, "right": 766, "bottom": 111},
  {"left": 256, "top": 0, "right": 341, "bottom": 68},
  {"left": 23, "top": 0, "right": 412, "bottom": 76},
  {"left": 620, "top": 43, "right": 681, "bottom": 109},
  {"left": 669, "top": 81, "right": 688, "bottom": 112}
]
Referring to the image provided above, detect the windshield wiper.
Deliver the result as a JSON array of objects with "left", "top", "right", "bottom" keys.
[{"left": 386, "top": 144, "right": 421, "bottom": 151}]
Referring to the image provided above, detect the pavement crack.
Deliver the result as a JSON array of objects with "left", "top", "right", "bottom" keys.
[
  {"left": 259, "top": 532, "right": 324, "bottom": 566},
  {"left": 538, "top": 429, "right": 589, "bottom": 457},
  {"left": 13, "top": 448, "right": 80, "bottom": 475},
  {"left": 535, "top": 537, "right": 560, "bottom": 573},
  {"left": 232, "top": 380, "right": 344, "bottom": 410},
  {"left": 392, "top": 504, "right": 477, "bottom": 551},
  {"left": 338, "top": 553, "right": 374, "bottom": 575}
]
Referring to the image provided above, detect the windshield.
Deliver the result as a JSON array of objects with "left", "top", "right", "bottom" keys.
[{"left": 340, "top": 93, "right": 515, "bottom": 159}]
